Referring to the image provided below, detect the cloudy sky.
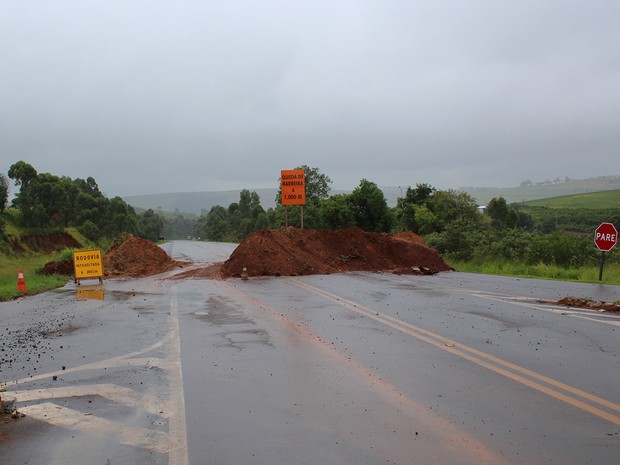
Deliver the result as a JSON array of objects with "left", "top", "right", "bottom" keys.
[{"left": 2, "top": 1, "right": 619, "bottom": 197}]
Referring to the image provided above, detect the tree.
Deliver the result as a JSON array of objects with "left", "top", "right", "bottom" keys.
[
  {"left": 78, "top": 220, "right": 100, "bottom": 241},
  {"left": 412, "top": 204, "right": 437, "bottom": 235},
  {"left": 141, "top": 209, "right": 164, "bottom": 242},
  {"left": 302, "top": 165, "right": 332, "bottom": 207},
  {"left": 8, "top": 161, "right": 37, "bottom": 188},
  {"left": 0, "top": 173, "right": 8, "bottom": 212},
  {"left": 320, "top": 194, "right": 356, "bottom": 230},
  {"left": 202, "top": 205, "right": 230, "bottom": 241},
  {"left": 416, "top": 189, "right": 485, "bottom": 259},
  {"left": 427, "top": 190, "right": 479, "bottom": 232},
  {"left": 405, "top": 183, "right": 435, "bottom": 206},
  {"left": 102, "top": 197, "right": 141, "bottom": 238},
  {"left": 396, "top": 183, "right": 436, "bottom": 232},
  {"left": 349, "top": 179, "right": 393, "bottom": 232},
  {"left": 238, "top": 189, "right": 261, "bottom": 217},
  {"left": 486, "top": 197, "right": 517, "bottom": 229}
]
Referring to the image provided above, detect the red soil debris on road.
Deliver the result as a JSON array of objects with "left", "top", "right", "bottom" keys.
[
  {"left": 556, "top": 297, "right": 620, "bottom": 313},
  {"left": 177, "top": 227, "right": 452, "bottom": 280}
]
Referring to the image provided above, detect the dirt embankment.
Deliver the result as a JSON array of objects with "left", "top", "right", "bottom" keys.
[
  {"left": 177, "top": 227, "right": 453, "bottom": 280},
  {"left": 12, "top": 232, "right": 82, "bottom": 254}
]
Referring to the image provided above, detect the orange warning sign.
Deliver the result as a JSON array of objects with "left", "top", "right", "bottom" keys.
[{"left": 281, "top": 169, "right": 306, "bottom": 205}]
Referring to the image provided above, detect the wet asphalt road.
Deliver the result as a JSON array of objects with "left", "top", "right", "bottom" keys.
[{"left": 1, "top": 240, "right": 619, "bottom": 464}]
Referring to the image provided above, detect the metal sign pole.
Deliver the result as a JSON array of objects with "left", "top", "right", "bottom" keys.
[
  {"left": 301, "top": 206, "right": 304, "bottom": 230},
  {"left": 598, "top": 251, "right": 606, "bottom": 281}
]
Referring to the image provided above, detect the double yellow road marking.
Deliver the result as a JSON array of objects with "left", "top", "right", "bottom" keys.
[{"left": 286, "top": 277, "right": 620, "bottom": 425}]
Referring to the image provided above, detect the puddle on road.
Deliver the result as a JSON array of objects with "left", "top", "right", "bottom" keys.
[{"left": 51, "top": 288, "right": 156, "bottom": 303}]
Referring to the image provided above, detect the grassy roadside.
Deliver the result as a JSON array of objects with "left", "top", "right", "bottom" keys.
[
  {"left": 0, "top": 272, "right": 71, "bottom": 301},
  {"left": 0, "top": 250, "right": 74, "bottom": 301},
  {"left": 0, "top": 213, "right": 92, "bottom": 300},
  {"left": 449, "top": 259, "right": 620, "bottom": 286}
]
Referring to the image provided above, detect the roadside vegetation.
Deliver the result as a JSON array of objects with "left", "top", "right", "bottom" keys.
[
  {"left": 0, "top": 161, "right": 168, "bottom": 300},
  {"left": 1, "top": 161, "right": 619, "bottom": 301}
]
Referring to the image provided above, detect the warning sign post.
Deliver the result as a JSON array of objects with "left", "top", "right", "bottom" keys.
[
  {"left": 281, "top": 169, "right": 306, "bottom": 228},
  {"left": 281, "top": 169, "right": 306, "bottom": 205},
  {"left": 73, "top": 249, "right": 104, "bottom": 285}
]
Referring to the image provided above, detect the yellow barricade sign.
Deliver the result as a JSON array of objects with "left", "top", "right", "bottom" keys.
[{"left": 73, "top": 249, "right": 104, "bottom": 284}]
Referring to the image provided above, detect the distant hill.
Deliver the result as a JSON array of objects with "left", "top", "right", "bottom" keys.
[
  {"left": 123, "top": 189, "right": 277, "bottom": 215},
  {"left": 123, "top": 188, "right": 354, "bottom": 215},
  {"left": 523, "top": 189, "right": 620, "bottom": 209},
  {"left": 462, "top": 175, "right": 620, "bottom": 205},
  {"left": 122, "top": 175, "right": 620, "bottom": 214}
]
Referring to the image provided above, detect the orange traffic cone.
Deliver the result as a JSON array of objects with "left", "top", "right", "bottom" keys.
[{"left": 17, "top": 269, "right": 27, "bottom": 292}]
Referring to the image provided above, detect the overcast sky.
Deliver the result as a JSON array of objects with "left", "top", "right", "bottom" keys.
[{"left": 2, "top": 1, "right": 619, "bottom": 198}]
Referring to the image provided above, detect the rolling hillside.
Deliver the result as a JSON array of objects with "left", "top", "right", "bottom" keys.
[
  {"left": 524, "top": 189, "right": 620, "bottom": 209},
  {"left": 462, "top": 175, "right": 620, "bottom": 205},
  {"left": 122, "top": 175, "right": 620, "bottom": 214}
]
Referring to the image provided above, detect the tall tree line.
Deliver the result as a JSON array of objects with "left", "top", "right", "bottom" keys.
[{"left": 4, "top": 161, "right": 164, "bottom": 242}]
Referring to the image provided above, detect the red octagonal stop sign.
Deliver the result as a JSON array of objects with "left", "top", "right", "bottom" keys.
[{"left": 594, "top": 222, "right": 618, "bottom": 252}]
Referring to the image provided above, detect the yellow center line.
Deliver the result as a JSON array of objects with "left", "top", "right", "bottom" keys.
[{"left": 286, "top": 277, "right": 620, "bottom": 425}]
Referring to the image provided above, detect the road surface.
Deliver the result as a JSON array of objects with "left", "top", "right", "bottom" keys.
[{"left": 1, "top": 240, "right": 619, "bottom": 464}]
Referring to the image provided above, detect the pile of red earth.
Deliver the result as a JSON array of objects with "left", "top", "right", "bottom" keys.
[
  {"left": 41, "top": 259, "right": 74, "bottom": 276},
  {"left": 103, "top": 235, "right": 183, "bottom": 277},
  {"left": 41, "top": 234, "right": 183, "bottom": 278},
  {"left": 179, "top": 227, "right": 452, "bottom": 280}
]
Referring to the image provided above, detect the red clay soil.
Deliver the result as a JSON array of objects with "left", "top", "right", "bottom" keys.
[
  {"left": 41, "top": 259, "right": 74, "bottom": 275},
  {"left": 556, "top": 297, "right": 620, "bottom": 313},
  {"left": 41, "top": 234, "right": 187, "bottom": 277},
  {"left": 21, "top": 232, "right": 82, "bottom": 254},
  {"left": 178, "top": 227, "right": 452, "bottom": 280},
  {"left": 41, "top": 234, "right": 185, "bottom": 278},
  {"left": 42, "top": 229, "right": 451, "bottom": 280},
  {"left": 103, "top": 235, "right": 184, "bottom": 277}
]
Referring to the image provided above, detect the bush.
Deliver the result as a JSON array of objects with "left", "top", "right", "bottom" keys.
[{"left": 78, "top": 220, "right": 100, "bottom": 241}]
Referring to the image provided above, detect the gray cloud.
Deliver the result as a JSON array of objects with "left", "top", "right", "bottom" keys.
[{"left": 2, "top": 1, "right": 619, "bottom": 197}]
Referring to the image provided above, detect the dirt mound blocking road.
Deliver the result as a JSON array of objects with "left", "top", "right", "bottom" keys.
[
  {"left": 43, "top": 229, "right": 451, "bottom": 280},
  {"left": 103, "top": 235, "right": 184, "bottom": 277},
  {"left": 41, "top": 234, "right": 185, "bottom": 278},
  {"left": 178, "top": 227, "right": 452, "bottom": 280}
]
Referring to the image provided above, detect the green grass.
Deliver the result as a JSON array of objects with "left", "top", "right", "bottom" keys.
[
  {"left": 0, "top": 249, "right": 75, "bottom": 301},
  {"left": 524, "top": 189, "right": 620, "bottom": 209},
  {"left": 449, "top": 259, "right": 620, "bottom": 285},
  {"left": 0, "top": 209, "right": 97, "bottom": 300},
  {"left": 0, "top": 273, "right": 71, "bottom": 301}
]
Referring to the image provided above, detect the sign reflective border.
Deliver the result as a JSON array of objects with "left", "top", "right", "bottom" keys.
[
  {"left": 73, "top": 249, "right": 104, "bottom": 281},
  {"left": 281, "top": 169, "right": 306, "bottom": 205}
]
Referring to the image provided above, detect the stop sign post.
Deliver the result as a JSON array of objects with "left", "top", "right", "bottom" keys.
[{"left": 594, "top": 222, "right": 617, "bottom": 281}]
